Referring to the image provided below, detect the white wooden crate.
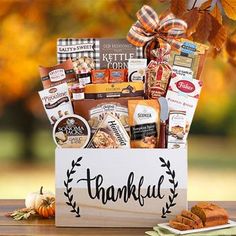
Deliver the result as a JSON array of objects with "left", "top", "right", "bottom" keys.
[{"left": 55, "top": 148, "right": 187, "bottom": 227}]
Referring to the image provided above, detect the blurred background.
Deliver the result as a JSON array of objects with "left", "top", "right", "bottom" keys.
[{"left": 0, "top": 0, "right": 235, "bottom": 200}]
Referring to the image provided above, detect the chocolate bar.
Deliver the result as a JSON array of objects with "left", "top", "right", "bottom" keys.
[{"left": 84, "top": 82, "right": 144, "bottom": 99}]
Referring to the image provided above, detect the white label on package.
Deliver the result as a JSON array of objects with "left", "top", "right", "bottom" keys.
[
  {"left": 128, "top": 59, "right": 147, "bottom": 83},
  {"left": 49, "top": 69, "right": 66, "bottom": 82},
  {"left": 134, "top": 104, "right": 158, "bottom": 125},
  {"left": 89, "top": 103, "right": 128, "bottom": 131},
  {"left": 172, "top": 65, "right": 193, "bottom": 80},
  {"left": 39, "top": 83, "right": 74, "bottom": 125}
]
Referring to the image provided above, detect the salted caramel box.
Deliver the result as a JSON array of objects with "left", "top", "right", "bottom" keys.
[{"left": 57, "top": 38, "right": 143, "bottom": 69}]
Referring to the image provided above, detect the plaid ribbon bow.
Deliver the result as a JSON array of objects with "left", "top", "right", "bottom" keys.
[{"left": 127, "top": 5, "right": 187, "bottom": 54}]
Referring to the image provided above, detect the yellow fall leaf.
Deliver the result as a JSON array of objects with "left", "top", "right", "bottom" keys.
[
  {"left": 200, "top": 0, "right": 222, "bottom": 23},
  {"left": 221, "top": 0, "right": 236, "bottom": 20}
]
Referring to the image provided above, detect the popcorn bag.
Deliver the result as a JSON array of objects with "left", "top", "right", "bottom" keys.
[{"left": 37, "top": 4, "right": 209, "bottom": 227}]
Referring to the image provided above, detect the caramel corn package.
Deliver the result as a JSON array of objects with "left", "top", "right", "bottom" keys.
[{"left": 128, "top": 100, "right": 160, "bottom": 148}]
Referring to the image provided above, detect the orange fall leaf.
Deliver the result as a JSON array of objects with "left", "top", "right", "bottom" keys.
[
  {"left": 170, "top": 0, "right": 186, "bottom": 17},
  {"left": 200, "top": 0, "right": 223, "bottom": 24},
  {"left": 208, "top": 15, "right": 227, "bottom": 51},
  {"left": 182, "top": 8, "right": 201, "bottom": 37},
  {"left": 221, "top": 0, "right": 236, "bottom": 20},
  {"left": 192, "top": 11, "right": 212, "bottom": 43}
]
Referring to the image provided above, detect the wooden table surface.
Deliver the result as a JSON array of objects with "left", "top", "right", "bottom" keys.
[{"left": 0, "top": 200, "right": 235, "bottom": 236}]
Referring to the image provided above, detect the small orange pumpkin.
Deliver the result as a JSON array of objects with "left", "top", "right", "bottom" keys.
[{"left": 37, "top": 197, "right": 55, "bottom": 218}]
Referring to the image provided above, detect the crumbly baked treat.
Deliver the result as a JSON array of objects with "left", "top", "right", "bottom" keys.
[
  {"left": 191, "top": 202, "right": 229, "bottom": 227},
  {"left": 175, "top": 215, "right": 198, "bottom": 229},
  {"left": 169, "top": 220, "right": 192, "bottom": 231},
  {"left": 92, "top": 130, "right": 118, "bottom": 148},
  {"left": 181, "top": 210, "right": 203, "bottom": 228}
]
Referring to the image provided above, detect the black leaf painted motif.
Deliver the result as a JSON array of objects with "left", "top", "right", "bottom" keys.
[
  {"left": 159, "top": 157, "right": 179, "bottom": 218},
  {"left": 63, "top": 157, "right": 83, "bottom": 218},
  {"left": 159, "top": 157, "right": 165, "bottom": 164}
]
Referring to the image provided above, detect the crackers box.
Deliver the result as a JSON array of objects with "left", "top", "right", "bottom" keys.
[{"left": 73, "top": 98, "right": 142, "bottom": 133}]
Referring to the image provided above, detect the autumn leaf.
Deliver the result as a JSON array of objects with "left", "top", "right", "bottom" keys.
[
  {"left": 200, "top": 0, "right": 223, "bottom": 24},
  {"left": 192, "top": 11, "right": 212, "bottom": 43},
  {"left": 221, "top": 0, "right": 236, "bottom": 20},
  {"left": 182, "top": 8, "right": 200, "bottom": 37},
  {"left": 228, "top": 57, "right": 236, "bottom": 66},
  {"left": 226, "top": 33, "right": 236, "bottom": 58},
  {"left": 208, "top": 15, "right": 227, "bottom": 50},
  {"left": 170, "top": 0, "right": 186, "bottom": 17}
]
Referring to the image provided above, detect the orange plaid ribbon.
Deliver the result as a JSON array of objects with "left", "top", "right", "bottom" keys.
[{"left": 127, "top": 5, "right": 187, "bottom": 51}]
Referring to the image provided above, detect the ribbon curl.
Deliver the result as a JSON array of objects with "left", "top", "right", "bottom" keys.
[{"left": 127, "top": 5, "right": 187, "bottom": 54}]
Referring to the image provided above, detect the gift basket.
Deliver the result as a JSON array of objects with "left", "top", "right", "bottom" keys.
[{"left": 38, "top": 5, "right": 208, "bottom": 227}]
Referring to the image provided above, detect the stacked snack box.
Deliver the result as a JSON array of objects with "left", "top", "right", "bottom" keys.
[{"left": 37, "top": 5, "right": 208, "bottom": 227}]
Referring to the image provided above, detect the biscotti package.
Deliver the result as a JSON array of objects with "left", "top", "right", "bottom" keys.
[
  {"left": 166, "top": 75, "right": 202, "bottom": 144},
  {"left": 38, "top": 83, "right": 74, "bottom": 125},
  {"left": 57, "top": 38, "right": 143, "bottom": 69},
  {"left": 128, "top": 100, "right": 160, "bottom": 148},
  {"left": 167, "top": 110, "right": 187, "bottom": 149},
  {"left": 84, "top": 82, "right": 144, "bottom": 99},
  {"left": 87, "top": 114, "right": 130, "bottom": 149},
  {"left": 73, "top": 98, "right": 143, "bottom": 133},
  {"left": 38, "top": 59, "right": 77, "bottom": 90},
  {"left": 169, "top": 39, "right": 208, "bottom": 80}
]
